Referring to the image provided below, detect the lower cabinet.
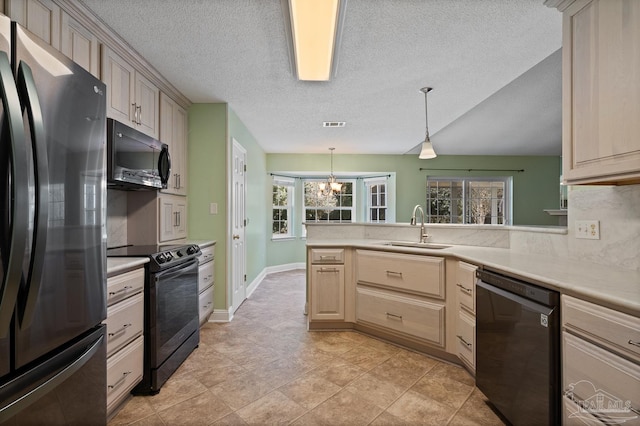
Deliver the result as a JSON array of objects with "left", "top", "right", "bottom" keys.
[
  {"left": 356, "top": 285, "right": 445, "bottom": 347},
  {"left": 561, "top": 295, "right": 640, "bottom": 425},
  {"left": 198, "top": 244, "right": 215, "bottom": 324},
  {"left": 106, "top": 336, "right": 144, "bottom": 414},
  {"left": 105, "top": 268, "right": 145, "bottom": 417},
  {"left": 455, "top": 261, "right": 478, "bottom": 372},
  {"left": 309, "top": 264, "right": 345, "bottom": 321},
  {"left": 456, "top": 309, "right": 475, "bottom": 370}
]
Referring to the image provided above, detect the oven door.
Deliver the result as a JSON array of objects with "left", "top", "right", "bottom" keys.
[{"left": 148, "top": 258, "right": 199, "bottom": 368}]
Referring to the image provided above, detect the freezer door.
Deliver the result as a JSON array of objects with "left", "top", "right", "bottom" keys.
[
  {"left": 12, "top": 23, "right": 107, "bottom": 369},
  {"left": 0, "top": 325, "right": 106, "bottom": 424}
]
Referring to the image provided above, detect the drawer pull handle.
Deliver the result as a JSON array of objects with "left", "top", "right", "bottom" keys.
[
  {"left": 319, "top": 268, "right": 338, "bottom": 273},
  {"left": 386, "top": 270, "right": 403, "bottom": 277},
  {"left": 108, "top": 371, "right": 131, "bottom": 390},
  {"left": 456, "top": 335, "right": 472, "bottom": 348},
  {"left": 108, "top": 323, "right": 132, "bottom": 337},
  {"left": 456, "top": 283, "right": 472, "bottom": 294},
  {"left": 385, "top": 312, "right": 402, "bottom": 320},
  {"left": 108, "top": 285, "right": 133, "bottom": 296},
  {"left": 629, "top": 340, "right": 640, "bottom": 348},
  {"left": 320, "top": 255, "right": 337, "bottom": 260}
]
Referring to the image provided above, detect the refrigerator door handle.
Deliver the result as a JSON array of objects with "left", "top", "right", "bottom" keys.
[
  {"left": 15, "top": 61, "right": 49, "bottom": 329},
  {"left": 0, "top": 328, "right": 104, "bottom": 423},
  {"left": 0, "top": 50, "right": 28, "bottom": 338}
]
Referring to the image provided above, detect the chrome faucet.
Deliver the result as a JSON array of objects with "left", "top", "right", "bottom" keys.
[{"left": 410, "top": 204, "right": 429, "bottom": 243}]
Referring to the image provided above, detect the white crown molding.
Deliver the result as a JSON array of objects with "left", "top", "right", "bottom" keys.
[
  {"left": 57, "top": 0, "right": 191, "bottom": 109},
  {"left": 543, "top": 0, "right": 577, "bottom": 12}
]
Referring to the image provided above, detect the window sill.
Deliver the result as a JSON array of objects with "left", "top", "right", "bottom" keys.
[{"left": 271, "top": 236, "right": 296, "bottom": 242}]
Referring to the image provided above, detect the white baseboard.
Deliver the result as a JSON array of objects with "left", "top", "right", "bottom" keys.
[
  {"left": 208, "top": 309, "right": 232, "bottom": 323},
  {"left": 212, "top": 264, "right": 306, "bottom": 322}
]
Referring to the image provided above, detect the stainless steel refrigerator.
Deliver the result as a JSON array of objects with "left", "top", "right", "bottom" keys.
[{"left": 0, "top": 15, "right": 107, "bottom": 425}]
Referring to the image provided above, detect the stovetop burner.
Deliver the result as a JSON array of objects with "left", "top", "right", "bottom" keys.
[{"left": 107, "top": 244, "right": 201, "bottom": 271}]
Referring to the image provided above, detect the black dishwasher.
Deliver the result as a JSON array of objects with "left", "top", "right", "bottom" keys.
[{"left": 476, "top": 268, "right": 560, "bottom": 426}]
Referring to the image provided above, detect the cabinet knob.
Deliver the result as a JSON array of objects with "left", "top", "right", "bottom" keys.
[{"left": 232, "top": 234, "right": 240, "bottom": 240}]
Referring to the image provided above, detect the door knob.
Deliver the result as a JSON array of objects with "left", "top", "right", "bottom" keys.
[{"left": 232, "top": 234, "right": 240, "bottom": 240}]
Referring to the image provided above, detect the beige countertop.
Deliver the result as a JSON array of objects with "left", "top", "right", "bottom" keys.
[
  {"left": 107, "top": 257, "right": 149, "bottom": 278},
  {"left": 307, "top": 239, "right": 640, "bottom": 317}
]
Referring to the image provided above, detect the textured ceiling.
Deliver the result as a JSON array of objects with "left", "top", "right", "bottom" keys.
[{"left": 80, "top": 0, "right": 563, "bottom": 155}]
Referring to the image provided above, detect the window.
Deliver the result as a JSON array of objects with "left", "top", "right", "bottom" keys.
[
  {"left": 426, "top": 177, "right": 511, "bottom": 225},
  {"left": 272, "top": 177, "right": 294, "bottom": 238},
  {"left": 365, "top": 177, "right": 388, "bottom": 223},
  {"left": 303, "top": 179, "right": 354, "bottom": 223}
]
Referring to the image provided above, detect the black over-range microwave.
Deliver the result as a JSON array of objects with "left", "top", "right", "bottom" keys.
[{"left": 107, "top": 118, "right": 171, "bottom": 190}]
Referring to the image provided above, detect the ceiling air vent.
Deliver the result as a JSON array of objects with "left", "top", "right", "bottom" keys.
[{"left": 322, "top": 121, "right": 346, "bottom": 128}]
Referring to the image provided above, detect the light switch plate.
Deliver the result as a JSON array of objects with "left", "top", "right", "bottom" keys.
[
  {"left": 575, "top": 220, "right": 600, "bottom": 240},
  {"left": 209, "top": 203, "right": 218, "bottom": 215}
]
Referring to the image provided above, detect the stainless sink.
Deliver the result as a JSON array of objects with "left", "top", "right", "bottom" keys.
[{"left": 381, "top": 241, "right": 451, "bottom": 249}]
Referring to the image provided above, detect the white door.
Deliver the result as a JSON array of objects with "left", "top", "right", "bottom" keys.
[{"left": 230, "top": 140, "right": 247, "bottom": 315}]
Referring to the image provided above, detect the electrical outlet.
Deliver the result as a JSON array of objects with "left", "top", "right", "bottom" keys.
[{"left": 575, "top": 220, "right": 600, "bottom": 240}]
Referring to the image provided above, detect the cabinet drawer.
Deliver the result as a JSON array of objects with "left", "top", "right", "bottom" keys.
[
  {"left": 106, "top": 335, "right": 143, "bottom": 414},
  {"left": 198, "top": 261, "right": 214, "bottom": 293},
  {"left": 457, "top": 261, "right": 477, "bottom": 314},
  {"left": 457, "top": 310, "right": 475, "bottom": 370},
  {"left": 356, "top": 250, "right": 444, "bottom": 298},
  {"left": 106, "top": 268, "right": 144, "bottom": 306},
  {"left": 563, "top": 295, "right": 640, "bottom": 362},
  {"left": 199, "top": 285, "right": 214, "bottom": 324},
  {"left": 104, "top": 293, "right": 144, "bottom": 357},
  {"left": 199, "top": 245, "right": 215, "bottom": 264},
  {"left": 356, "top": 286, "right": 445, "bottom": 347},
  {"left": 310, "top": 248, "right": 344, "bottom": 264},
  {"left": 563, "top": 333, "right": 640, "bottom": 420}
]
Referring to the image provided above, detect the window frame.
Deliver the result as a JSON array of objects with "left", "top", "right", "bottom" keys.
[
  {"left": 364, "top": 177, "right": 389, "bottom": 223},
  {"left": 272, "top": 176, "right": 295, "bottom": 239},
  {"left": 302, "top": 178, "right": 356, "bottom": 225},
  {"left": 425, "top": 176, "right": 512, "bottom": 225}
]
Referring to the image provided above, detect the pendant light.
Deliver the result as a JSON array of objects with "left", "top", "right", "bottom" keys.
[
  {"left": 418, "top": 87, "right": 437, "bottom": 159},
  {"left": 318, "top": 147, "right": 342, "bottom": 196}
]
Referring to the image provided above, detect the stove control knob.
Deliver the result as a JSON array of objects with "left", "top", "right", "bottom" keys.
[
  {"left": 156, "top": 253, "right": 166, "bottom": 264},
  {"left": 187, "top": 245, "right": 197, "bottom": 255},
  {"left": 165, "top": 252, "right": 173, "bottom": 262}
]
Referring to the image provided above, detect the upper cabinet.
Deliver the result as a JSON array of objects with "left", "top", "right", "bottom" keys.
[
  {"left": 101, "top": 46, "right": 159, "bottom": 139},
  {"left": 6, "top": 0, "right": 60, "bottom": 49},
  {"left": 556, "top": 0, "right": 640, "bottom": 185},
  {"left": 160, "top": 92, "right": 188, "bottom": 195},
  {"left": 60, "top": 11, "right": 99, "bottom": 77}
]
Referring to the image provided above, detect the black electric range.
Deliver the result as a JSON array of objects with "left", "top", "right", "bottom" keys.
[{"left": 107, "top": 244, "right": 201, "bottom": 272}]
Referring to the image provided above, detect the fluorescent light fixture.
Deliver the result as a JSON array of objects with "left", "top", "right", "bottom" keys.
[{"left": 282, "top": 0, "right": 347, "bottom": 81}]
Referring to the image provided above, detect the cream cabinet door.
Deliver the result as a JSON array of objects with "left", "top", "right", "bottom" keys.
[
  {"left": 60, "top": 11, "right": 99, "bottom": 77},
  {"left": 101, "top": 46, "right": 135, "bottom": 126},
  {"left": 7, "top": 0, "right": 60, "bottom": 49},
  {"left": 562, "top": 0, "right": 640, "bottom": 184},
  {"left": 135, "top": 72, "right": 159, "bottom": 139},
  {"left": 160, "top": 93, "right": 187, "bottom": 195},
  {"left": 158, "top": 195, "right": 187, "bottom": 242},
  {"left": 310, "top": 265, "right": 345, "bottom": 321}
]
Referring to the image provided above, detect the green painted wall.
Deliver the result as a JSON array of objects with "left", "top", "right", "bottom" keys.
[
  {"left": 228, "top": 109, "right": 267, "bottom": 285},
  {"left": 188, "top": 105, "right": 561, "bottom": 294},
  {"left": 188, "top": 103, "right": 268, "bottom": 311},
  {"left": 266, "top": 153, "right": 561, "bottom": 266},
  {"left": 188, "top": 104, "right": 228, "bottom": 310}
]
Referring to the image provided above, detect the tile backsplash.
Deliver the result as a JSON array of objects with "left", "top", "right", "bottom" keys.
[
  {"left": 567, "top": 184, "right": 640, "bottom": 271},
  {"left": 107, "top": 189, "right": 128, "bottom": 248}
]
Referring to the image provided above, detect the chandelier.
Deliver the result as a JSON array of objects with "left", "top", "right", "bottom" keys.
[{"left": 318, "top": 147, "right": 342, "bottom": 196}]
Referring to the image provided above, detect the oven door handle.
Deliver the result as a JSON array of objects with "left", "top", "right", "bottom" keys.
[{"left": 152, "top": 258, "right": 199, "bottom": 280}]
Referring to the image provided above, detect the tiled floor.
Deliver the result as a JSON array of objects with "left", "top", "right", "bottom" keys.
[{"left": 109, "top": 270, "right": 506, "bottom": 425}]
